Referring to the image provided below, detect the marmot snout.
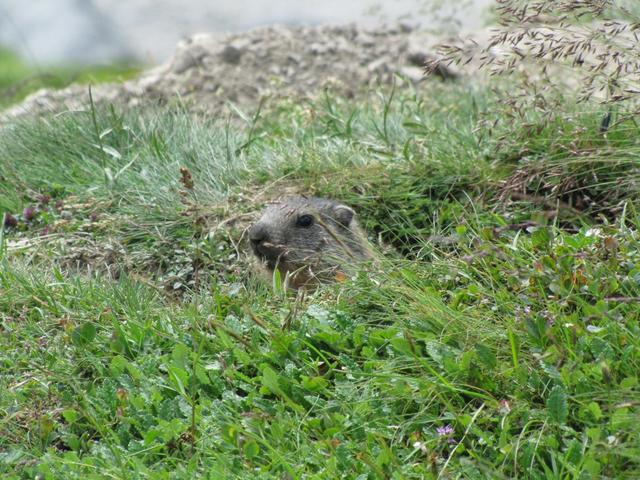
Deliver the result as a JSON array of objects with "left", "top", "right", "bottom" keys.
[{"left": 249, "top": 196, "right": 371, "bottom": 288}]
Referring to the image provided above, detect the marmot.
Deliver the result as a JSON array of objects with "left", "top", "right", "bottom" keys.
[{"left": 248, "top": 197, "right": 372, "bottom": 288}]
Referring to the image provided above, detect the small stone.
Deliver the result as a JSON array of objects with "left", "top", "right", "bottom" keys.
[
  {"left": 220, "top": 44, "right": 243, "bottom": 64},
  {"left": 398, "top": 66, "right": 424, "bottom": 83},
  {"left": 356, "top": 32, "right": 375, "bottom": 48},
  {"left": 367, "top": 58, "right": 387, "bottom": 73},
  {"left": 60, "top": 210, "right": 73, "bottom": 220},
  {"left": 407, "top": 49, "right": 429, "bottom": 67},
  {"left": 399, "top": 21, "right": 417, "bottom": 33},
  {"left": 308, "top": 43, "right": 328, "bottom": 55},
  {"left": 171, "top": 45, "right": 207, "bottom": 73}
]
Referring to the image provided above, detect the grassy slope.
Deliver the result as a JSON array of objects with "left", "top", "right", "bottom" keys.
[
  {"left": 0, "top": 81, "right": 639, "bottom": 479},
  {"left": 0, "top": 48, "right": 139, "bottom": 109}
]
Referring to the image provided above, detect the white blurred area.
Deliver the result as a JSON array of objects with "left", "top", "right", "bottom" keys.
[{"left": 0, "top": 0, "right": 493, "bottom": 65}]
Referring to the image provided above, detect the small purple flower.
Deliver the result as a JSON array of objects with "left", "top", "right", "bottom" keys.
[
  {"left": 3, "top": 213, "right": 18, "bottom": 228},
  {"left": 90, "top": 212, "right": 98, "bottom": 222},
  {"left": 436, "top": 425, "right": 454, "bottom": 436},
  {"left": 36, "top": 194, "right": 51, "bottom": 206},
  {"left": 22, "top": 206, "right": 37, "bottom": 221}
]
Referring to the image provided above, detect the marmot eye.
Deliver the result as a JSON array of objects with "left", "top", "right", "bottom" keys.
[{"left": 296, "top": 214, "right": 314, "bottom": 228}]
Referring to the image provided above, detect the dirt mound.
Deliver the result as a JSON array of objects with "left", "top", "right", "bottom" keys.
[{"left": 3, "top": 24, "right": 463, "bottom": 119}]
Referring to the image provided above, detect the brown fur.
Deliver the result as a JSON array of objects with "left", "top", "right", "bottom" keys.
[{"left": 248, "top": 197, "right": 371, "bottom": 288}]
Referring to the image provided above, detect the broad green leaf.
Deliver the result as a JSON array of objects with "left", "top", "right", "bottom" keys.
[
  {"left": 547, "top": 385, "right": 568, "bottom": 424},
  {"left": 261, "top": 367, "right": 282, "bottom": 396},
  {"left": 110, "top": 355, "right": 129, "bottom": 376},
  {"left": 171, "top": 343, "right": 190, "bottom": 370},
  {"left": 71, "top": 322, "right": 97, "bottom": 347},
  {"left": 168, "top": 365, "right": 190, "bottom": 397},
  {"left": 301, "top": 376, "right": 329, "bottom": 392},
  {"left": 475, "top": 343, "right": 496, "bottom": 369},
  {"left": 62, "top": 409, "right": 78, "bottom": 424},
  {"left": 243, "top": 440, "right": 260, "bottom": 460}
]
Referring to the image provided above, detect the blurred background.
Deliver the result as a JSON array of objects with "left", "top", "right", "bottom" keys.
[{"left": 0, "top": 0, "right": 492, "bottom": 106}]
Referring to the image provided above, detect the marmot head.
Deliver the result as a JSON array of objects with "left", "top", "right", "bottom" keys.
[{"left": 248, "top": 197, "right": 369, "bottom": 288}]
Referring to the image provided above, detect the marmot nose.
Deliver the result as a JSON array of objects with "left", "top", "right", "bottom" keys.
[{"left": 249, "top": 223, "right": 269, "bottom": 248}]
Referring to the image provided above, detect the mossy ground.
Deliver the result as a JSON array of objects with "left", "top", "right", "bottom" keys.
[{"left": 1, "top": 78, "right": 639, "bottom": 479}]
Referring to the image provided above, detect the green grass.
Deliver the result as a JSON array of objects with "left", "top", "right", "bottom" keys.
[
  {"left": 1, "top": 81, "right": 639, "bottom": 479},
  {"left": 0, "top": 47, "right": 140, "bottom": 109}
]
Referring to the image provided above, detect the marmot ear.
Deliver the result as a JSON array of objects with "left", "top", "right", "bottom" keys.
[{"left": 333, "top": 205, "right": 355, "bottom": 226}]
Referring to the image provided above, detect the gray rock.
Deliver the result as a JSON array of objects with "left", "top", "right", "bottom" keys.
[
  {"left": 171, "top": 45, "right": 208, "bottom": 73},
  {"left": 220, "top": 44, "right": 244, "bottom": 64},
  {"left": 3, "top": 24, "right": 482, "bottom": 121},
  {"left": 398, "top": 66, "right": 424, "bottom": 83}
]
